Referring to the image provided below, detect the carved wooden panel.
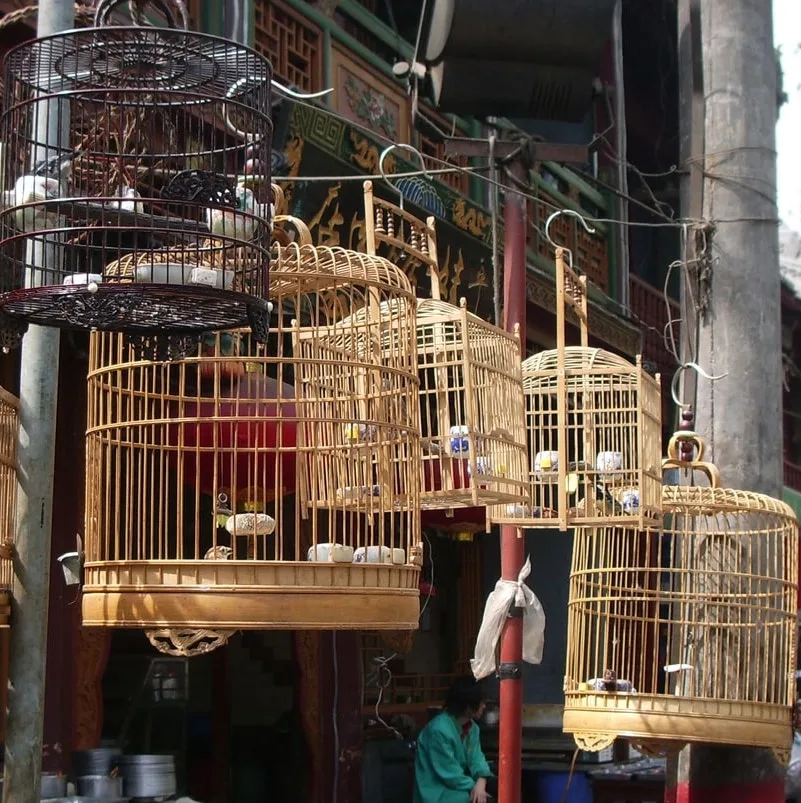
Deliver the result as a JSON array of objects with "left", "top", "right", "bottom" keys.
[
  {"left": 295, "top": 631, "right": 322, "bottom": 802},
  {"left": 72, "top": 627, "right": 111, "bottom": 751},
  {"left": 254, "top": 0, "right": 323, "bottom": 92},
  {"left": 331, "top": 45, "right": 409, "bottom": 143},
  {"left": 455, "top": 541, "right": 483, "bottom": 671}
]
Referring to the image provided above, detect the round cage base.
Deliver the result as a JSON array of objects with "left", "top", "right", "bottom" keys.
[
  {"left": 490, "top": 510, "right": 663, "bottom": 530},
  {"left": 82, "top": 562, "right": 421, "bottom": 630},
  {"left": 0, "top": 285, "right": 271, "bottom": 342},
  {"left": 563, "top": 693, "right": 792, "bottom": 752},
  {"left": 420, "top": 488, "right": 525, "bottom": 511}
]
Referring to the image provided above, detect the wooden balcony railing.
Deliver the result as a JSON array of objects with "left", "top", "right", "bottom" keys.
[
  {"left": 784, "top": 459, "right": 801, "bottom": 493},
  {"left": 629, "top": 275, "right": 679, "bottom": 380},
  {"left": 363, "top": 672, "right": 458, "bottom": 715},
  {"left": 529, "top": 183, "right": 609, "bottom": 293}
]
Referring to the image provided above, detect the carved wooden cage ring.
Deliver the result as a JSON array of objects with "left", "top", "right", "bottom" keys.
[
  {"left": 0, "top": 6, "right": 274, "bottom": 350},
  {"left": 563, "top": 435, "right": 799, "bottom": 754},
  {"left": 83, "top": 241, "right": 423, "bottom": 638}
]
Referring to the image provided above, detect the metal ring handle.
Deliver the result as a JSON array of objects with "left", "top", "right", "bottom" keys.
[
  {"left": 94, "top": 0, "right": 189, "bottom": 29},
  {"left": 223, "top": 77, "right": 333, "bottom": 142},
  {"left": 378, "top": 143, "right": 430, "bottom": 187},
  {"left": 544, "top": 208, "right": 596, "bottom": 269}
]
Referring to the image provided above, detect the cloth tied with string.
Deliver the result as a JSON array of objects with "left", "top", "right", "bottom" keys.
[{"left": 470, "top": 556, "right": 545, "bottom": 681}]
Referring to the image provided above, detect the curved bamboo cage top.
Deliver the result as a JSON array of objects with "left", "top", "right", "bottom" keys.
[
  {"left": 563, "top": 432, "right": 799, "bottom": 758},
  {"left": 0, "top": 6, "right": 273, "bottom": 349},
  {"left": 83, "top": 239, "right": 423, "bottom": 648},
  {"left": 491, "top": 247, "right": 662, "bottom": 531},
  {"left": 0, "top": 387, "right": 17, "bottom": 626},
  {"left": 363, "top": 180, "right": 529, "bottom": 511}
]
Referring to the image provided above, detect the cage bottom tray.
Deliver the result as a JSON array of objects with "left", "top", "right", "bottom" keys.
[
  {"left": 563, "top": 691, "right": 792, "bottom": 751},
  {"left": 82, "top": 560, "right": 422, "bottom": 630},
  {"left": 0, "top": 283, "right": 270, "bottom": 338}
]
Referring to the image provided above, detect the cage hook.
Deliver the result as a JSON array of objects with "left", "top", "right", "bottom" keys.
[
  {"left": 378, "top": 143, "right": 429, "bottom": 211},
  {"left": 271, "top": 81, "right": 334, "bottom": 102},
  {"left": 544, "top": 208, "right": 596, "bottom": 270},
  {"left": 224, "top": 77, "right": 333, "bottom": 142}
]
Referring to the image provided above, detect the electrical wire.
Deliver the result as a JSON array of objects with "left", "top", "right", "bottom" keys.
[
  {"left": 556, "top": 748, "right": 581, "bottom": 803},
  {"left": 273, "top": 93, "right": 702, "bottom": 231},
  {"left": 271, "top": 93, "right": 730, "bottom": 399},
  {"left": 367, "top": 531, "right": 435, "bottom": 739}
]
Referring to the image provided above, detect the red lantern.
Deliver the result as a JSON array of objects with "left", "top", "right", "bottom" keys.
[{"left": 166, "top": 371, "right": 298, "bottom": 504}]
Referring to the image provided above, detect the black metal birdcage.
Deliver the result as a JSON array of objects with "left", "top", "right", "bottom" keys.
[{"left": 0, "top": 0, "right": 274, "bottom": 357}]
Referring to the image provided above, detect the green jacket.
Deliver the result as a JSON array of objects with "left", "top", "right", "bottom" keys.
[{"left": 413, "top": 712, "right": 493, "bottom": 803}]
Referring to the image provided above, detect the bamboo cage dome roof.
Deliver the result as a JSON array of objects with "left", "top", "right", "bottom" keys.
[
  {"left": 269, "top": 242, "right": 414, "bottom": 301},
  {"left": 662, "top": 485, "right": 797, "bottom": 519},
  {"left": 523, "top": 346, "right": 641, "bottom": 389},
  {"left": 416, "top": 297, "right": 520, "bottom": 344}
]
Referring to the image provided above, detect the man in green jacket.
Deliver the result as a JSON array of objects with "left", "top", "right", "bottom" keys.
[{"left": 413, "top": 676, "right": 494, "bottom": 803}]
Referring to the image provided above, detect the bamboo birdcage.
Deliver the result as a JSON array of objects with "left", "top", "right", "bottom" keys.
[
  {"left": 363, "top": 180, "right": 528, "bottom": 512},
  {"left": 491, "top": 247, "right": 662, "bottom": 531},
  {"left": 83, "top": 231, "right": 423, "bottom": 655},
  {"left": 0, "top": 387, "right": 17, "bottom": 626},
  {"left": 0, "top": 0, "right": 273, "bottom": 356},
  {"left": 563, "top": 432, "right": 799, "bottom": 760}
]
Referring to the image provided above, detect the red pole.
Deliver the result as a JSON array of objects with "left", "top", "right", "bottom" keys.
[{"left": 497, "top": 165, "right": 528, "bottom": 803}]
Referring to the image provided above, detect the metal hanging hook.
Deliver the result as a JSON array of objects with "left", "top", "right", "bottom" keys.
[
  {"left": 271, "top": 81, "right": 334, "bottom": 102},
  {"left": 224, "top": 77, "right": 333, "bottom": 141},
  {"left": 378, "top": 143, "right": 429, "bottom": 210},
  {"left": 544, "top": 208, "right": 596, "bottom": 269}
]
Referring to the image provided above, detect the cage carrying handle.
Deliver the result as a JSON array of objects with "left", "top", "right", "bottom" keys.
[
  {"left": 272, "top": 215, "right": 313, "bottom": 246},
  {"left": 377, "top": 144, "right": 442, "bottom": 299},
  {"left": 94, "top": 0, "right": 190, "bottom": 29},
  {"left": 662, "top": 431, "right": 721, "bottom": 488}
]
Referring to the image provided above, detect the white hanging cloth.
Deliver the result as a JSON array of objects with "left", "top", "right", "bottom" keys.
[{"left": 470, "top": 556, "right": 546, "bottom": 681}]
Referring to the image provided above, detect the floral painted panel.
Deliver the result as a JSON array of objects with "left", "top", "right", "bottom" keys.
[{"left": 331, "top": 46, "right": 408, "bottom": 142}]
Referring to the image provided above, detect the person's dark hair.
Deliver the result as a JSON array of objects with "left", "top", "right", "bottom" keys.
[{"left": 445, "top": 675, "right": 486, "bottom": 717}]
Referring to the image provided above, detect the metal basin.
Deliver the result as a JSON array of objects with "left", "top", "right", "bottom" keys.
[
  {"left": 72, "top": 748, "right": 122, "bottom": 777},
  {"left": 40, "top": 773, "right": 68, "bottom": 799},
  {"left": 117, "top": 754, "right": 176, "bottom": 799},
  {"left": 76, "top": 774, "right": 123, "bottom": 798}
]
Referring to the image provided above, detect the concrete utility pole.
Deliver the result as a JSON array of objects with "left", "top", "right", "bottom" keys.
[
  {"left": 3, "top": 0, "right": 73, "bottom": 800},
  {"left": 669, "top": 0, "right": 785, "bottom": 800}
]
